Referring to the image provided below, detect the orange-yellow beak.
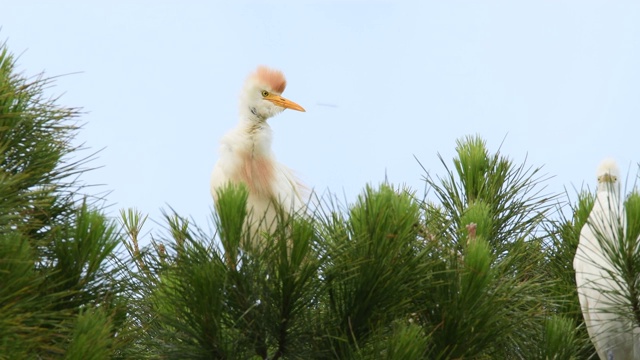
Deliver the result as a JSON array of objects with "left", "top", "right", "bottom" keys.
[{"left": 265, "top": 93, "right": 306, "bottom": 112}]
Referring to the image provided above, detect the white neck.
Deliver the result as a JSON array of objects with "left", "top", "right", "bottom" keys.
[{"left": 231, "top": 113, "right": 273, "bottom": 158}]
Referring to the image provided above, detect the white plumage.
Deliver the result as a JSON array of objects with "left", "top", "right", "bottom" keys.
[
  {"left": 574, "top": 158, "right": 639, "bottom": 359},
  {"left": 210, "top": 66, "right": 307, "bottom": 239}
]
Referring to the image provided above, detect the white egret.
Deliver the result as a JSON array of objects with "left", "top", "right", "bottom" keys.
[
  {"left": 574, "top": 158, "right": 638, "bottom": 359},
  {"left": 210, "top": 66, "right": 307, "bottom": 240}
]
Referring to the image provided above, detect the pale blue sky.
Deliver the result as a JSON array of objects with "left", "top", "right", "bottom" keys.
[{"left": 3, "top": 1, "right": 639, "bottom": 230}]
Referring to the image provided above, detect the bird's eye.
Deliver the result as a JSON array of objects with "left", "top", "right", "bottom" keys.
[{"left": 261, "top": 90, "right": 269, "bottom": 97}]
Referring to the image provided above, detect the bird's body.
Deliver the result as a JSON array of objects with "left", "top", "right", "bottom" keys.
[
  {"left": 210, "top": 66, "right": 307, "bottom": 238},
  {"left": 574, "top": 159, "right": 639, "bottom": 359}
]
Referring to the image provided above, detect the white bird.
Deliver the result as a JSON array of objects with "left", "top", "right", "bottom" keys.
[
  {"left": 574, "top": 158, "right": 639, "bottom": 359},
  {"left": 210, "top": 66, "right": 307, "bottom": 241}
]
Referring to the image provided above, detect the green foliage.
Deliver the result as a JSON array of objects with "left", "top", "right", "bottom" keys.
[
  {"left": 0, "top": 46, "right": 85, "bottom": 245},
  {"left": 319, "top": 184, "right": 428, "bottom": 358},
  {"left": 413, "top": 134, "right": 567, "bottom": 358},
  {"left": 215, "top": 182, "right": 249, "bottom": 261},
  {"left": 538, "top": 315, "right": 580, "bottom": 360},
  {"left": 623, "top": 191, "right": 640, "bottom": 327},
  {"left": 127, "top": 184, "right": 323, "bottom": 359},
  {"left": 425, "top": 135, "right": 554, "bottom": 254},
  {"left": 416, "top": 230, "right": 548, "bottom": 358},
  {"left": 66, "top": 307, "right": 114, "bottom": 360},
  {"left": 459, "top": 200, "right": 493, "bottom": 242},
  {"left": 49, "top": 202, "right": 122, "bottom": 309},
  {"left": 0, "top": 42, "right": 130, "bottom": 358},
  {"left": 354, "top": 323, "right": 429, "bottom": 360}
]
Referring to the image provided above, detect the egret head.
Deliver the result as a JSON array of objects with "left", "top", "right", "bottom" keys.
[
  {"left": 596, "top": 158, "right": 620, "bottom": 184},
  {"left": 240, "top": 66, "right": 305, "bottom": 121}
]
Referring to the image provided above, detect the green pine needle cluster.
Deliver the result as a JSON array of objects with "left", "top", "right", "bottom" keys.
[
  {"left": 2, "top": 41, "right": 640, "bottom": 359},
  {"left": 0, "top": 43, "right": 133, "bottom": 359}
]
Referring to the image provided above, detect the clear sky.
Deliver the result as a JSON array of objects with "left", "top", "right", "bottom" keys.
[{"left": 3, "top": 1, "right": 639, "bottom": 233}]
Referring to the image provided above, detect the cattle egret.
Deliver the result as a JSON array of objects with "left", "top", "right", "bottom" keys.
[
  {"left": 210, "top": 66, "right": 307, "bottom": 241},
  {"left": 574, "top": 158, "right": 638, "bottom": 359}
]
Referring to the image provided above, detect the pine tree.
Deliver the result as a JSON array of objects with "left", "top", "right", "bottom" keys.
[{"left": 0, "top": 43, "right": 132, "bottom": 359}]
